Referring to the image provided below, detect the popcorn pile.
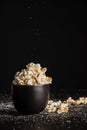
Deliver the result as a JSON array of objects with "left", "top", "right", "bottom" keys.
[
  {"left": 45, "top": 97, "right": 87, "bottom": 114},
  {"left": 12, "top": 62, "right": 52, "bottom": 86}
]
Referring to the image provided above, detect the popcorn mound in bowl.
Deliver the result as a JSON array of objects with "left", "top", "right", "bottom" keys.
[{"left": 12, "top": 62, "right": 52, "bottom": 86}]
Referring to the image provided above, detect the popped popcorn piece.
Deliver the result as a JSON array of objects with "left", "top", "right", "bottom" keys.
[
  {"left": 51, "top": 107, "right": 57, "bottom": 112},
  {"left": 60, "top": 103, "right": 68, "bottom": 109},
  {"left": 76, "top": 97, "right": 87, "bottom": 105},
  {"left": 79, "top": 97, "right": 85, "bottom": 104},
  {"left": 57, "top": 103, "right": 68, "bottom": 113},
  {"left": 48, "top": 100, "right": 53, "bottom": 104},
  {"left": 67, "top": 97, "right": 77, "bottom": 105},
  {"left": 84, "top": 97, "right": 87, "bottom": 104},
  {"left": 12, "top": 62, "right": 52, "bottom": 86},
  {"left": 57, "top": 106, "right": 68, "bottom": 114},
  {"left": 57, "top": 100, "right": 62, "bottom": 106}
]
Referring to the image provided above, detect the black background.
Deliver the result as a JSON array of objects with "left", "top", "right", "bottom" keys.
[{"left": 0, "top": 0, "right": 87, "bottom": 93}]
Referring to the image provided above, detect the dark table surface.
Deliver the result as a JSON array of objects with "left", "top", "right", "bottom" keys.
[{"left": 0, "top": 89, "right": 87, "bottom": 130}]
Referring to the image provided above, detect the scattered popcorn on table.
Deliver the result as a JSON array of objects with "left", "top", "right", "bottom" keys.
[
  {"left": 12, "top": 62, "right": 52, "bottom": 86},
  {"left": 45, "top": 97, "right": 87, "bottom": 114}
]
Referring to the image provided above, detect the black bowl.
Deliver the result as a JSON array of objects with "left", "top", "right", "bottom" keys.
[{"left": 11, "top": 84, "right": 50, "bottom": 115}]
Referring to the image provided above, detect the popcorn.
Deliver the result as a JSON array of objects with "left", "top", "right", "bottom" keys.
[
  {"left": 57, "top": 106, "right": 68, "bottom": 114},
  {"left": 45, "top": 96, "right": 87, "bottom": 114},
  {"left": 84, "top": 97, "right": 87, "bottom": 104},
  {"left": 57, "top": 100, "right": 62, "bottom": 106},
  {"left": 67, "top": 97, "right": 77, "bottom": 105},
  {"left": 76, "top": 97, "right": 87, "bottom": 105},
  {"left": 12, "top": 62, "right": 52, "bottom": 86}
]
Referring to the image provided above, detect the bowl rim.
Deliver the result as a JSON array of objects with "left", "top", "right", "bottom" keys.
[{"left": 11, "top": 84, "right": 50, "bottom": 87}]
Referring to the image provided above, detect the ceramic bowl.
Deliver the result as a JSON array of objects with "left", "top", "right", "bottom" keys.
[{"left": 11, "top": 84, "right": 50, "bottom": 115}]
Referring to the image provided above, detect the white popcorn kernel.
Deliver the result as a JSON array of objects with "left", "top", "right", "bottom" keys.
[
  {"left": 36, "top": 63, "right": 41, "bottom": 70},
  {"left": 51, "top": 107, "right": 57, "bottom": 112},
  {"left": 49, "top": 103, "right": 55, "bottom": 108},
  {"left": 57, "top": 107, "right": 68, "bottom": 114},
  {"left": 67, "top": 97, "right": 76, "bottom": 105},
  {"left": 57, "top": 100, "right": 62, "bottom": 106},
  {"left": 53, "top": 102, "right": 58, "bottom": 107},
  {"left": 48, "top": 100, "right": 53, "bottom": 105},
  {"left": 84, "top": 97, "right": 87, "bottom": 104},
  {"left": 60, "top": 103, "right": 68, "bottom": 109},
  {"left": 76, "top": 100, "right": 81, "bottom": 105},
  {"left": 79, "top": 97, "right": 85, "bottom": 104}
]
